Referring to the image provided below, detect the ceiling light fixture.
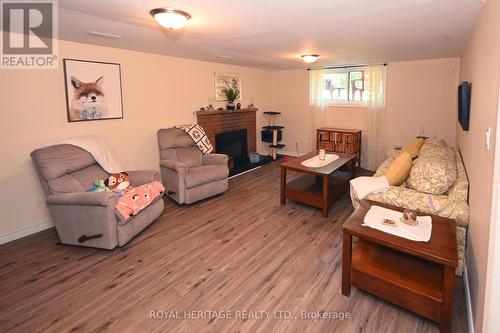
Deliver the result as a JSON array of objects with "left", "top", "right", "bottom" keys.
[
  {"left": 150, "top": 8, "right": 191, "bottom": 30},
  {"left": 301, "top": 54, "right": 320, "bottom": 63}
]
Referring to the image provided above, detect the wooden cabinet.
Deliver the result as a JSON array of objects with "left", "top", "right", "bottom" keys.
[{"left": 317, "top": 128, "right": 362, "bottom": 166}]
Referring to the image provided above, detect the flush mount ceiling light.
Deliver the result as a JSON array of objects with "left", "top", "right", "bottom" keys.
[
  {"left": 150, "top": 8, "right": 191, "bottom": 30},
  {"left": 301, "top": 54, "right": 320, "bottom": 63}
]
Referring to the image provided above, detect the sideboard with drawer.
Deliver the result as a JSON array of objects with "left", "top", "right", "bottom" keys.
[{"left": 317, "top": 128, "right": 362, "bottom": 166}]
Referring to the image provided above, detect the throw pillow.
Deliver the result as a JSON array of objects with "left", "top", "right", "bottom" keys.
[
  {"left": 384, "top": 151, "right": 413, "bottom": 186},
  {"left": 406, "top": 146, "right": 457, "bottom": 195},
  {"left": 401, "top": 138, "right": 425, "bottom": 158}
]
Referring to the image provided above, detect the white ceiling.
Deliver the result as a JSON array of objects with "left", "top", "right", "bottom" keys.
[{"left": 58, "top": 0, "right": 483, "bottom": 70}]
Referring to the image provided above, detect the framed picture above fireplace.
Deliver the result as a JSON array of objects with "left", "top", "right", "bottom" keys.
[{"left": 215, "top": 72, "right": 242, "bottom": 101}]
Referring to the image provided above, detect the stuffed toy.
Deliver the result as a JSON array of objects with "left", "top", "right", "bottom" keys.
[
  {"left": 88, "top": 179, "right": 110, "bottom": 192},
  {"left": 104, "top": 172, "right": 130, "bottom": 196}
]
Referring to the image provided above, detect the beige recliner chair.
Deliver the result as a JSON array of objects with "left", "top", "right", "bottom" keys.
[
  {"left": 31, "top": 144, "right": 164, "bottom": 249},
  {"left": 157, "top": 128, "right": 229, "bottom": 204}
]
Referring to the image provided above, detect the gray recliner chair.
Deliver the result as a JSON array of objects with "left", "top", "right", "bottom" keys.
[
  {"left": 157, "top": 128, "right": 229, "bottom": 204},
  {"left": 31, "top": 144, "right": 164, "bottom": 249}
]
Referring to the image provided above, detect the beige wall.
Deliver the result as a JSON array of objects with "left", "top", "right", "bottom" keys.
[
  {"left": 0, "top": 39, "right": 272, "bottom": 240},
  {"left": 385, "top": 59, "right": 459, "bottom": 148},
  {"left": 457, "top": 0, "right": 500, "bottom": 331},
  {"left": 270, "top": 58, "right": 459, "bottom": 161}
]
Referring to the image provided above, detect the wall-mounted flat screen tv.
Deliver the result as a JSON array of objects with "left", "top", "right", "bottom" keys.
[{"left": 458, "top": 81, "right": 471, "bottom": 131}]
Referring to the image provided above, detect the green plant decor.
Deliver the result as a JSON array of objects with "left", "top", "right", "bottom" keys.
[{"left": 223, "top": 87, "right": 240, "bottom": 103}]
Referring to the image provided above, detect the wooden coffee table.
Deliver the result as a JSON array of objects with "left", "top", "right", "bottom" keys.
[
  {"left": 342, "top": 200, "right": 458, "bottom": 333},
  {"left": 280, "top": 151, "right": 356, "bottom": 217}
]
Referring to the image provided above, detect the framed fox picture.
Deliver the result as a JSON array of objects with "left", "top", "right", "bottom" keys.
[{"left": 63, "top": 59, "right": 124, "bottom": 122}]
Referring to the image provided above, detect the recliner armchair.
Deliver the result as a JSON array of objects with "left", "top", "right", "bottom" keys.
[
  {"left": 31, "top": 144, "right": 164, "bottom": 249},
  {"left": 157, "top": 128, "right": 229, "bottom": 204}
]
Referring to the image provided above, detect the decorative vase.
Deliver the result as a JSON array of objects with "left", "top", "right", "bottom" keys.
[{"left": 226, "top": 102, "right": 235, "bottom": 110}]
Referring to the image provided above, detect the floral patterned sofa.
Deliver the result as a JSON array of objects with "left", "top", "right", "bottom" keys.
[{"left": 350, "top": 138, "right": 469, "bottom": 275}]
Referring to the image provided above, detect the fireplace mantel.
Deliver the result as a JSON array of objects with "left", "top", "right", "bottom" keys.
[
  {"left": 196, "top": 107, "right": 257, "bottom": 116},
  {"left": 197, "top": 108, "right": 257, "bottom": 154}
]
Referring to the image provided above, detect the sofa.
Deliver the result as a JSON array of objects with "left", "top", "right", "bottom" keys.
[
  {"left": 157, "top": 128, "right": 229, "bottom": 204},
  {"left": 350, "top": 138, "right": 469, "bottom": 275},
  {"left": 31, "top": 144, "right": 164, "bottom": 249}
]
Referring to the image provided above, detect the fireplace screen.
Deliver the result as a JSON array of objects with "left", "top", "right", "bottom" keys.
[{"left": 215, "top": 129, "right": 249, "bottom": 166}]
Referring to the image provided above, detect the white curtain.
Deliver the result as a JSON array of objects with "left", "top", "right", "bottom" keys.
[
  {"left": 309, "top": 68, "right": 327, "bottom": 107},
  {"left": 308, "top": 69, "right": 328, "bottom": 151},
  {"left": 362, "top": 64, "right": 387, "bottom": 171},
  {"left": 308, "top": 65, "right": 387, "bottom": 171},
  {"left": 364, "top": 65, "right": 387, "bottom": 108}
]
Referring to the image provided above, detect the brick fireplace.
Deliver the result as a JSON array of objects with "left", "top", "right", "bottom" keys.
[{"left": 196, "top": 108, "right": 257, "bottom": 156}]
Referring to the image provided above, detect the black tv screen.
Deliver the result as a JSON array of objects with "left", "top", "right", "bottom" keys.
[{"left": 458, "top": 81, "right": 471, "bottom": 131}]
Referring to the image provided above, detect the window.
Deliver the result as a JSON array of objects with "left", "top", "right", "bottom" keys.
[
  {"left": 310, "top": 65, "right": 387, "bottom": 108},
  {"left": 309, "top": 64, "right": 387, "bottom": 108},
  {"left": 323, "top": 69, "right": 367, "bottom": 105}
]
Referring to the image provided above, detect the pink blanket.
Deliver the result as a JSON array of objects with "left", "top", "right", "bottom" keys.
[{"left": 116, "top": 181, "right": 164, "bottom": 221}]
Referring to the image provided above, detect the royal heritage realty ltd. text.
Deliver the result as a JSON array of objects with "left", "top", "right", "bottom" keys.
[{"left": 149, "top": 310, "right": 351, "bottom": 320}]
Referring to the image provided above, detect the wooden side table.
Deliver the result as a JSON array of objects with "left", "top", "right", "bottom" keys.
[{"left": 342, "top": 200, "right": 458, "bottom": 333}]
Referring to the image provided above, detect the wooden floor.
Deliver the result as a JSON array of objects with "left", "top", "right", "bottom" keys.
[{"left": 0, "top": 161, "right": 467, "bottom": 333}]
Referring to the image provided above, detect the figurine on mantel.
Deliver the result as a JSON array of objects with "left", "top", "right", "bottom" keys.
[
  {"left": 199, "top": 104, "right": 215, "bottom": 112},
  {"left": 236, "top": 102, "right": 241, "bottom": 109}
]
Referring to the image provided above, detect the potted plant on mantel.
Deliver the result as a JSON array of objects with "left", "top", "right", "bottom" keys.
[{"left": 223, "top": 87, "right": 240, "bottom": 110}]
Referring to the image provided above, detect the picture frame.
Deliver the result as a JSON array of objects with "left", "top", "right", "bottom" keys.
[
  {"left": 63, "top": 59, "right": 124, "bottom": 122},
  {"left": 215, "top": 72, "right": 242, "bottom": 101}
]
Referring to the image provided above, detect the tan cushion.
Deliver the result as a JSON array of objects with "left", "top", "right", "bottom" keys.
[
  {"left": 384, "top": 151, "right": 413, "bottom": 186},
  {"left": 47, "top": 175, "right": 84, "bottom": 194},
  {"left": 31, "top": 144, "right": 96, "bottom": 180},
  {"left": 176, "top": 147, "right": 203, "bottom": 168},
  {"left": 425, "top": 137, "right": 447, "bottom": 147},
  {"left": 401, "top": 138, "right": 425, "bottom": 159},
  {"left": 184, "top": 165, "right": 229, "bottom": 188},
  {"left": 157, "top": 128, "right": 195, "bottom": 150}
]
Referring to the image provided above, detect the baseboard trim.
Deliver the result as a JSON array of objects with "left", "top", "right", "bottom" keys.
[
  {"left": 278, "top": 150, "right": 300, "bottom": 157},
  {"left": 464, "top": 264, "right": 475, "bottom": 333},
  {"left": 228, "top": 166, "right": 261, "bottom": 179},
  {"left": 0, "top": 221, "right": 54, "bottom": 245}
]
